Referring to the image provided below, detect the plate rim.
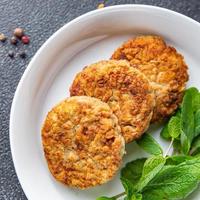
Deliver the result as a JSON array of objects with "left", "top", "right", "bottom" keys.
[{"left": 9, "top": 4, "right": 200, "bottom": 199}]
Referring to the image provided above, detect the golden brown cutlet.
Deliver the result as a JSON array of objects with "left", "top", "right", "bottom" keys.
[
  {"left": 42, "top": 96, "right": 125, "bottom": 189},
  {"left": 70, "top": 60, "right": 155, "bottom": 143},
  {"left": 111, "top": 35, "right": 189, "bottom": 122}
]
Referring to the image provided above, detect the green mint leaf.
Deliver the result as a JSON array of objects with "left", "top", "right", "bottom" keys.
[
  {"left": 168, "top": 116, "right": 181, "bottom": 139},
  {"left": 160, "top": 109, "right": 182, "bottom": 141},
  {"left": 166, "top": 155, "right": 192, "bottom": 165},
  {"left": 131, "top": 193, "right": 142, "bottom": 200},
  {"left": 136, "top": 155, "right": 165, "bottom": 192},
  {"left": 136, "top": 133, "right": 163, "bottom": 155},
  {"left": 142, "top": 157, "right": 200, "bottom": 200},
  {"left": 181, "top": 132, "right": 190, "bottom": 155},
  {"left": 121, "top": 158, "right": 146, "bottom": 186},
  {"left": 175, "top": 108, "right": 181, "bottom": 117},
  {"left": 121, "top": 178, "right": 135, "bottom": 199},
  {"left": 192, "top": 90, "right": 200, "bottom": 111},
  {"left": 173, "top": 139, "right": 182, "bottom": 152},
  {"left": 96, "top": 197, "right": 116, "bottom": 200},
  {"left": 160, "top": 123, "right": 170, "bottom": 140},
  {"left": 181, "top": 88, "right": 195, "bottom": 142},
  {"left": 194, "top": 109, "right": 200, "bottom": 137},
  {"left": 181, "top": 87, "right": 199, "bottom": 112},
  {"left": 184, "top": 156, "right": 200, "bottom": 179}
]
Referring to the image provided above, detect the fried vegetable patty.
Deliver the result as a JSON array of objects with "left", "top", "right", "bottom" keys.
[
  {"left": 42, "top": 96, "right": 125, "bottom": 189},
  {"left": 70, "top": 60, "right": 154, "bottom": 143},
  {"left": 111, "top": 35, "right": 189, "bottom": 122}
]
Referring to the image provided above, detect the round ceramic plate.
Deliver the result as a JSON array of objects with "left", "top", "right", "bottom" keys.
[{"left": 10, "top": 5, "right": 200, "bottom": 200}]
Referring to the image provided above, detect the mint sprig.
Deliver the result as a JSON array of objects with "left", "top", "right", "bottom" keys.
[{"left": 97, "top": 87, "right": 200, "bottom": 200}]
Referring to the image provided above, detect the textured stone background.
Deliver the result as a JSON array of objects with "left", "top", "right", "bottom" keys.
[{"left": 0, "top": 0, "right": 199, "bottom": 199}]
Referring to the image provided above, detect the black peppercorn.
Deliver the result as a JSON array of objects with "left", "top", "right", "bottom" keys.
[
  {"left": 8, "top": 50, "right": 14, "bottom": 58},
  {"left": 10, "top": 36, "right": 18, "bottom": 45},
  {"left": 19, "top": 51, "right": 26, "bottom": 58}
]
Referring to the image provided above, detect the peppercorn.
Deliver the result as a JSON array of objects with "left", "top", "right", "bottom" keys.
[
  {"left": 10, "top": 36, "right": 18, "bottom": 45},
  {"left": 21, "top": 35, "right": 30, "bottom": 44},
  {"left": 19, "top": 51, "right": 26, "bottom": 58},
  {"left": 8, "top": 50, "right": 14, "bottom": 58},
  {"left": 0, "top": 33, "right": 7, "bottom": 42},
  {"left": 14, "top": 28, "right": 24, "bottom": 38}
]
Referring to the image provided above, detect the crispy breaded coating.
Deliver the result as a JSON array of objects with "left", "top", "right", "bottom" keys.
[
  {"left": 42, "top": 96, "right": 125, "bottom": 189},
  {"left": 111, "top": 35, "right": 189, "bottom": 122},
  {"left": 70, "top": 60, "right": 154, "bottom": 143}
]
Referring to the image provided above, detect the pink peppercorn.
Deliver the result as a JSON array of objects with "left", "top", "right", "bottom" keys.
[
  {"left": 21, "top": 35, "right": 30, "bottom": 44},
  {"left": 14, "top": 28, "right": 24, "bottom": 38}
]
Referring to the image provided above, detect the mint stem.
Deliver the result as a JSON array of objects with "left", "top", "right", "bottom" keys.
[
  {"left": 112, "top": 191, "right": 126, "bottom": 199},
  {"left": 164, "top": 139, "right": 174, "bottom": 157}
]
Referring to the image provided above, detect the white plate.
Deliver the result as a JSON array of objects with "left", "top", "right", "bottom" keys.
[{"left": 10, "top": 5, "right": 200, "bottom": 200}]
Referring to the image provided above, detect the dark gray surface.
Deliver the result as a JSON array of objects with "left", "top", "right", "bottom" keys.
[{"left": 0, "top": 0, "right": 199, "bottom": 199}]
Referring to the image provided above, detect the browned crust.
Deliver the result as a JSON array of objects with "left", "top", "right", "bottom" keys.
[
  {"left": 42, "top": 96, "right": 125, "bottom": 189},
  {"left": 70, "top": 60, "right": 155, "bottom": 143},
  {"left": 111, "top": 35, "right": 189, "bottom": 122}
]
